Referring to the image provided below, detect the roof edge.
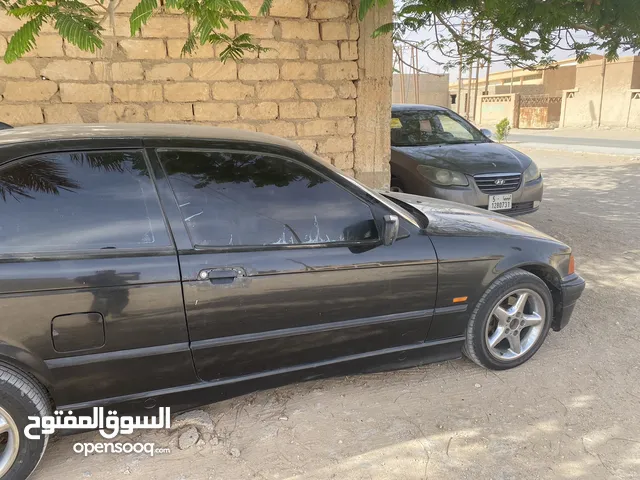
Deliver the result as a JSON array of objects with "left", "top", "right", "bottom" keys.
[{"left": 0, "top": 123, "right": 304, "bottom": 151}]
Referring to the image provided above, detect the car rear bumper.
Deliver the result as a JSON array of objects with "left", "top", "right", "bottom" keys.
[{"left": 552, "top": 273, "right": 586, "bottom": 332}]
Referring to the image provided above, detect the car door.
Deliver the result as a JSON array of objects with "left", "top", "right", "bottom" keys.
[
  {"left": 0, "top": 145, "right": 194, "bottom": 407},
  {"left": 148, "top": 142, "right": 439, "bottom": 381}
]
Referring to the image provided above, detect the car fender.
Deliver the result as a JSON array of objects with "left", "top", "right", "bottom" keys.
[{"left": 0, "top": 342, "right": 55, "bottom": 400}]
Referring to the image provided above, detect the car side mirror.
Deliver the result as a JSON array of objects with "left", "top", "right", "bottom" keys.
[
  {"left": 480, "top": 129, "right": 493, "bottom": 138},
  {"left": 383, "top": 215, "right": 399, "bottom": 246}
]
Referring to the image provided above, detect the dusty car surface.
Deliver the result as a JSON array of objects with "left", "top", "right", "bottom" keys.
[
  {"left": 0, "top": 124, "right": 583, "bottom": 479},
  {"left": 390, "top": 104, "right": 544, "bottom": 215}
]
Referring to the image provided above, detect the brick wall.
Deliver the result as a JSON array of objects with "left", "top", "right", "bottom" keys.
[{"left": 0, "top": 0, "right": 378, "bottom": 177}]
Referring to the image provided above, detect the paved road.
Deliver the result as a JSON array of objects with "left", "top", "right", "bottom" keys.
[
  {"left": 35, "top": 149, "right": 640, "bottom": 480},
  {"left": 510, "top": 133, "right": 640, "bottom": 150}
]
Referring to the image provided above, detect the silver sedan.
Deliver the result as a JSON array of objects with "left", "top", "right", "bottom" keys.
[{"left": 390, "top": 104, "right": 543, "bottom": 216}]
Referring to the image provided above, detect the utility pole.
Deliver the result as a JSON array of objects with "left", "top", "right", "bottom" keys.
[
  {"left": 510, "top": 65, "right": 514, "bottom": 94},
  {"left": 456, "top": 20, "right": 465, "bottom": 113},
  {"left": 597, "top": 56, "right": 607, "bottom": 127},
  {"left": 484, "top": 27, "right": 494, "bottom": 95},
  {"left": 412, "top": 46, "right": 420, "bottom": 103},
  {"left": 472, "top": 29, "right": 482, "bottom": 122},
  {"left": 398, "top": 46, "right": 406, "bottom": 103},
  {"left": 466, "top": 27, "right": 474, "bottom": 118}
]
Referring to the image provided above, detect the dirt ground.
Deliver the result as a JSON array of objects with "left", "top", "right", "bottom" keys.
[{"left": 34, "top": 148, "right": 640, "bottom": 480}]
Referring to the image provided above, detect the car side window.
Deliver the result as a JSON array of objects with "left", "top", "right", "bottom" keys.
[
  {"left": 0, "top": 150, "right": 171, "bottom": 254},
  {"left": 157, "top": 149, "right": 379, "bottom": 247}
]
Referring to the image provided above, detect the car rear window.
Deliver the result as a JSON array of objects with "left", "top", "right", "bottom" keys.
[{"left": 0, "top": 150, "right": 171, "bottom": 254}]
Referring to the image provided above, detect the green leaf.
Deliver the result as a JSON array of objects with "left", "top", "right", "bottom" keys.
[
  {"left": 358, "top": 0, "right": 375, "bottom": 20},
  {"left": 54, "top": 12, "right": 103, "bottom": 52},
  {"left": 358, "top": 0, "right": 392, "bottom": 20},
  {"left": 56, "top": 0, "right": 97, "bottom": 16},
  {"left": 227, "top": 14, "right": 251, "bottom": 22},
  {"left": 218, "top": 32, "right": 264, "bottom": 62},
  {"left": 7, "top": 5, "right": 52, "bottom": 18},
  {"left": 4, "top": 16, "right": 43, "bottom": 63},
  {"left": 207, "top": 32, "right": 233, "bottom": 45},
  {"left": 180, "top": 31, "right": 198, "bottom": 56},
  {"left": 232, "top": 33, "right": 254, "bottom": 44},
  {"left": 218, "top": 44, "right": 242, "bottom": 62},
  {"left": 226, "top": 0, "right": 249, "bottom": 15},
  {"left": 129, "top": 0, "right": 157, "bottom": 36},
  {"left": 258, "top": 0, "right": 272, "bottom": 16},
  {"left": 372, "top": 22, "right": 395, "bottom": 38}
]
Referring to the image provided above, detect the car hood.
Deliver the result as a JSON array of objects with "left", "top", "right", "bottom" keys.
[
  {"left": 392, "top": 142, "right": 531, "bottom": 175},
  {"left": 384, "top": 191, "right": 559, "bottom": 242}
]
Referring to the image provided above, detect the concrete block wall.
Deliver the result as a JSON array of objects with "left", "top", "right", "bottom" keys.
[
  {"left": 392, "top": 73, "right": 450, "bottom": 107},
  {"left": 561, "top": 56, "right": 640, "bottom": 129},
  {"left": 477, "top": 93, "right": 518, "bottom": 128},
  {"left": 0, "top": 0, "right": 395, "bottom": 183}
]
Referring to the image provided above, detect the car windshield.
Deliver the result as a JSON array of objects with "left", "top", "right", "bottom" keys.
[{"left": 391, "top": 109, "right": 488, "bottom": 147}]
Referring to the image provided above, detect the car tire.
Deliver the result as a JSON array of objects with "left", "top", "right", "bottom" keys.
[
  {"left": 0, "top": 363, "right": 51, "bottom": 479},
  {"left": 463, "top": 269, "right": 553, "bottom": 370}
]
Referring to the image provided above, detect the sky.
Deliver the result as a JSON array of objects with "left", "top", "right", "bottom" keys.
[{"left": 402, "top": 27, "right": 600, "bottom": 81}]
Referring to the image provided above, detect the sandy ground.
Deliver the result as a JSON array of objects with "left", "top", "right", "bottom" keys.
[{"left": 33, "top": 148, "right": 640, "bottom": 480}]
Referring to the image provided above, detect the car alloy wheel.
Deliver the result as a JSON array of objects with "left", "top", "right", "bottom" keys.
[
  {"left": 0, "top": 406, "right": 20, "bottom": 477},
  {"left": 485, "top": 288, "right": 545, "bottom": 361}
]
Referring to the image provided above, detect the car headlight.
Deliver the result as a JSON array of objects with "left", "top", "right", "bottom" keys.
[
  {"left": 523, "top": 161, "right": 541, "bottom": 182},
  {"left": 416, "top": 165, "right": 469, "bottom": 186}
]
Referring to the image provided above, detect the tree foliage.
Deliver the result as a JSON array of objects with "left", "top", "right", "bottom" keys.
[
  {"left": 1, "top": 0, "right": 105, "bottom": 62},
  {"left": 364, "top": 0, "right": 640, "bottom": 70},
  {"left": 0, "top": 0, "right": 270, "bottom": 63},
  {"left": 2, "top": 0, "right": 640, "bottom": 68}
]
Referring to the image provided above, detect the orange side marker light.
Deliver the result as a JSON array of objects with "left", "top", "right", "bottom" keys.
[{"left": 453, "top": 296, "right": 468, "bottom": 303}]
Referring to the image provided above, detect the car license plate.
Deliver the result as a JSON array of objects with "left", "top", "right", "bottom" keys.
[{"left": 488, "top": 194, "right": 512, "bottom": 211}]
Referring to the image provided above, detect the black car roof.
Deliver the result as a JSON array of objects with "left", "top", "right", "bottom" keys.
[
  {"left": 0, "top": 123, "right": 303, "bottom": 150},
  {"left": 391, "top": 104, "right": 450, "bottom": 112}
]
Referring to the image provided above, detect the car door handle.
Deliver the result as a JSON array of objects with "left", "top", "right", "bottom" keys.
[{"left": 197, "top": 267, "right": 246, "bottom": 285}]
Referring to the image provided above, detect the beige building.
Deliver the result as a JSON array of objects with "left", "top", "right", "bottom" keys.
[
  {"left": 466, "top": 55, "right": 640, "bottom": 130},
  {"left": 449, "top": 56, "right": 599, "bottom": 123},
  {"left": 0, "top": 0, "right": 393, "bottom": 187},
  {"left": 445, "top": 54, "right": 640, "bottom": 131},
  {"left": 392, "top": 72, "right": 450, "bottom": 107},
  {"left": 561, "top": 55, "right": 640, "bottom": 128}
]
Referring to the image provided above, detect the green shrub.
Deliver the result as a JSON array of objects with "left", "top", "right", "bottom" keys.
[{"left": 495, "top": 118, "right": 511, "bottom": 143}]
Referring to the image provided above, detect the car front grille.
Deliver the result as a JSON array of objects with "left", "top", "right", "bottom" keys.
[{"left": 474, "top": 173, "right": 522, "bottom": 194}]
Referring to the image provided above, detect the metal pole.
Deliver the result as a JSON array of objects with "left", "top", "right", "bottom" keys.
[
  {"left": 413, "top": 46, "right": 420, "bottom": 104},
  {"left": 398, "top": 46, "right": 406, "bottom": 103},
  {"left": 510, "top": 65, "right": 514, "bottom": 94},
  {"left": 484, "top": 27, "right": 494, "bottom": 95},
  {"left": 472, "top": 29, "right": 482, "bottom": 121},
  {"left": 466, "top": 27, "right": 474, "bottom": 118},
  {"left": 456, "top": 20, "right": 465, "bottom": 113},
  {"left": 597, "top": 57, "right": 607, "bottom": 127}
]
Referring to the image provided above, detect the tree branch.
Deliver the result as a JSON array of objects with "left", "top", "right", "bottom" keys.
[{"left": 393, "top": 43, "right": 441, "bottom": 75}]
